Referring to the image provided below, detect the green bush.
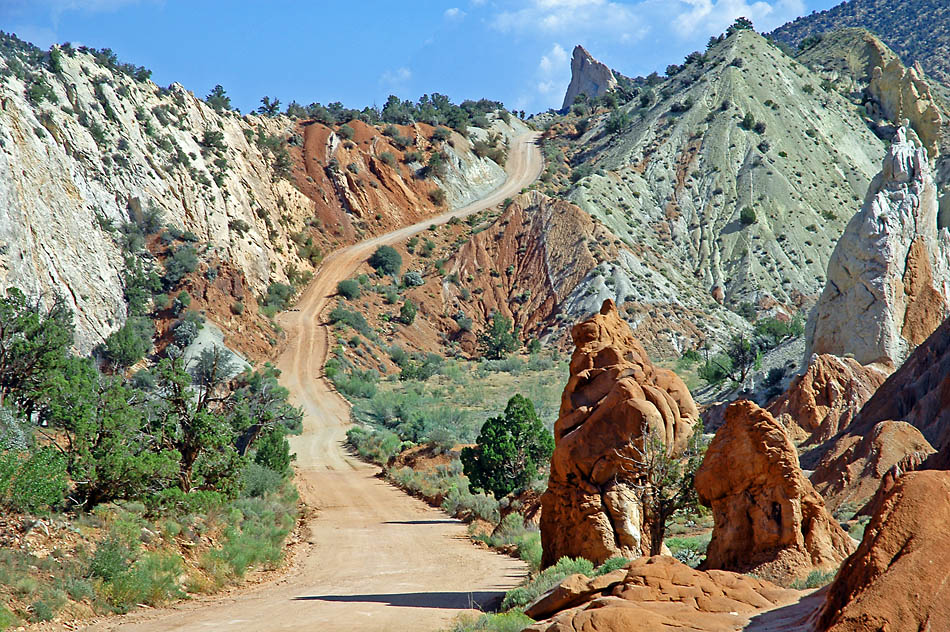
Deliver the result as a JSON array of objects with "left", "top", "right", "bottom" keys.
[
  {"left": 790, "top": 569, "right": 836, "bottom": 590},
  {"left": 329, "top": 305, "right": 371, "bottom": 336},
  {"left": 253, "top": 427, "right": 293, "bottom": 475},
  {"left": 241, "top": 461, "right": 284, "bottom": 498},
  {"left": 90, "top": 535, "right": 137, "bottom": 582},
  {"left": 336, "top": 279, "right": 361, "bottom": 300},
  {"left": 162, "top": 244, "right": 199, "bottom": 287},
  {"left": 399, "top": 300, "right": 417, "bottom": 325},
  {"left": 104, "top": 552, "right": 184, "bottom": 611},
  {"left": 0, "top": 604, "right": 19, "bottom": 630},
  {"left": 99, "top": 316, "right": 153, "bottom": 368},
  {"left": 501, "top": 556, "right": 596, "bottom": 610},
  {"left": 667, "top": 534, "right": 710, "bottom": 568},
  {"left": 739, "top": 206, "right": 757, "bottom": 225},
  {"left": 369, "top": 246, "right": 402, "bottom": 276},
  {"left": 0, "top": 447, "right": 68, "bottom": 513},
  {"left": 461, "top": 395, "right": 553, "bottom": 500},
  {"left": 264, "top": 282, "right": 295, "bottom": 311},
  {"left": 449, "top": 612, "right": 535, "bottom": 632},
  {"left": 478, "top": 312, "right": 519, "bottom": 360}
]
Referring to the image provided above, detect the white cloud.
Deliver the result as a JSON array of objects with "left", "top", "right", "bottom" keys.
[
  {"left": 493, "top": 0, "right": 644, "bottom": 41},
  {"left": 444, "top": 7, "right": 466, "bottom": 19},
  {"left": 380, "top": 67, "right": 412, "bottom": 88},
  {"left": 673, "top": 0, "right": 805, "bottom": 38},
  {"left": 538, "top": 42, "right": 569, "bottom": 74},
  {"left": 528, "top": 42, "right": 572, "bottom": 107}
]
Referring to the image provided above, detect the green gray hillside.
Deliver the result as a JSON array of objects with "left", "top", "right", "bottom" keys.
[
  {"left": 770, "top": 0, "right": 950, "bottom": 87},
  {"left": 548, "top": 29, "right": 885, "bottom": 349}
]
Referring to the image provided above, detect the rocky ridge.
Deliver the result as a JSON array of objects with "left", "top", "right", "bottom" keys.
[
  {"left": 766, "top": 353, "right": 889, "bottom": 444},
  {"left": 0, "top": 38, "right": 517, "bottom": 352},
  {"left": 543, "top": 29, "right": 886, "bottom": 355},
  {"left": 818, "top": 471, "right": 950, "bottom": 631},
  {"left": 540, "top": 299, "right": 698, "bottom": 567},
  {"left": 561, "top": 46, "right": 618, "bottom": 110}
]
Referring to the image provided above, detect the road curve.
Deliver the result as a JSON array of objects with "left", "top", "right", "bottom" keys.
[{"left": 95, "top": 132, "right": 543, "bottom": 632}]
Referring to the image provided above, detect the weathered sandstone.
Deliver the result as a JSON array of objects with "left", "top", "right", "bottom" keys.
[
  {"left": 696, "top": 401, "right": 854, "bottom": 584},
  {"left": 539, "top": 299, "right": 698, "bottom": 567}
]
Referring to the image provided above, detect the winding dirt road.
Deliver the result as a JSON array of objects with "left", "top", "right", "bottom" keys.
[{"left": 95, "top": 133, "right": 543, "bottom": 632}]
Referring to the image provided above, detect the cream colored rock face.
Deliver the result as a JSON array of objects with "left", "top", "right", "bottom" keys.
[{"left": 806, "top": 127, "right": 950, "bottom": 367}]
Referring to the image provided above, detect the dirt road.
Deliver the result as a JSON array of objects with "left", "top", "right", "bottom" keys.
[{"left": 94, "top": 132, "right": 542, "bottom": 632}]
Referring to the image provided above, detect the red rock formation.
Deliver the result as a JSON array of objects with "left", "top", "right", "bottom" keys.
[
  {"left": 818, "top": 471, "right": 950, "bottom": 631},
  {"left": 539, "top": 300, "right": 698, "bottom": 567},
  {"left": 811, "top": 420, "right": 934, "bottom": 513},
  {"left": 524, "top": 556, "right": 803, "bottom": 632},
  {"left": 695, "top": 401, "right": 854, "bottom": 584},
  {"left": 767, "top": 354, "right": 889, "bottom": 444},
  {"left": 810, "top": 315, "right": 950, "bottom": 509}
]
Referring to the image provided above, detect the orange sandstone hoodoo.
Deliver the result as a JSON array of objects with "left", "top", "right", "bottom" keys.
[
  {"left": 539, "top": 299, "right": 698, "bottom": 568},
  {"left": 695, "top": 400, "right": 855, "bottom": 584}
]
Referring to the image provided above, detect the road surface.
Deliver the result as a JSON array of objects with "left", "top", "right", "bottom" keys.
[{"left": 93, "top": 132, "right": 543, "bottom": 632}]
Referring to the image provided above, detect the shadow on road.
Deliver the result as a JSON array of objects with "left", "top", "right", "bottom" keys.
[
  {"left": 293, "top": 591, "right": 505, "bottom": 610},
  {"left": 382, "top": 520, "right": 460, "bottom": 525}
]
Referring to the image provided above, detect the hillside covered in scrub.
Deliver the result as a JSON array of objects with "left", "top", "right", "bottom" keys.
[{"left": 770, "top": 0, "right": 950, "bottom": 87}]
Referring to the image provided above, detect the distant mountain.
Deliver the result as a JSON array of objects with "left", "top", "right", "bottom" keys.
[{"left": 770, "top": 0, "right": 950, "bottom": 87}]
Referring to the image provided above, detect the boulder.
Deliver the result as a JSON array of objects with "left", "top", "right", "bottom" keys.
[
  {"left": 539, "top": 299, "right": 698, "bottom": 568},
  {"left": 805, "top": 127, "right": 950, "bottom": 367},
  {"left": 766, "top": 354, "right": 890, "bottom": 444},
  {"left": 561, "top": 46, "right": 618, "bottom": 110},
  {"left": 525, "top": 556, "right": 803, "bottom": 632},
  {"left": 818, "top": 471, "right": 950, "bottom": 631},
  {"left": 695, "top": 400, "right": 854, "bottom": 584}
]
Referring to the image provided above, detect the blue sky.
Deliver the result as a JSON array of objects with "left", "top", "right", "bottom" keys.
[{"left": 2, "top": 0, "right": 840, "bottom": 114}]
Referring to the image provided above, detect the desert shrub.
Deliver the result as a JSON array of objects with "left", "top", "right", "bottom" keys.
[
  {"left": 333, "top": 369, "right": 379, "bottom": 399},
  {"left": 242, "top": 461, "right": 284, "bottom": 498},
  {"left": 474, "top": 513, "right": 543, "bottom": 571},
  {"left": 0, "top": 447, "right": 68, "bottom": 513},
  {"left": 667, "top": 534, "right": 710, "bottom": 568},
  {"left": 103, "top": 552, "right": 184, "bottom": 611},
  {"left": 162, "top": 244, "right": 198, "bottom": 287},
  {"left": 402, "top": 270, "right": 424, "bottom": 287},
  {"left": 0, "top": 604, "right": 17, "bottom": 629},
  {"left": 263, "top": 282, "right": 295, "bottom": 311},
  {"left": 369, "top": 245, "right": 402, "bottom": 276},
  {"left": 346, "top": 427, "right": 403, "bottom": 464},
  {"left": 379, "top": 151, "right": 397, "bottom": 166},
  {"left": 336, "top": 279, "right": 361, "bottom": 300},
  {"left": 429, "top": 188, "right": 447, "bottom": 206},
  {"left": 501, "top": 556, "right": 596, "bottom": 610},
  {"left": 739, "top": 206, "right": 756, "bottom": 225},
  {"left": 449, "top": 612, "right": 535, "bottom": 632},
  {"left": 399, "top": 300, "right": 417, "bottom": 325},
  {"left": 791, "top": 569, "right": 836, "bottom": 590},
  {"left": 90, "top": 535, "right": 137, "bottom": 581},
  {"left": 29, "top": 590, "right": 66, "bottom": 622},
  {"left": 97, "top": 316, "right": 153, "bottom": 368},
  {"left": 338, "top": 124, "right": 354, "bottom": 140},
  {"left": 328, "top": 305, "right": 371, "bottom": 336},
  {"left": 431, "top": 127, "right": 452, "bottom": 142},
  {"left": 698, "top": 354, "right": 733, "bottom": 384}
]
